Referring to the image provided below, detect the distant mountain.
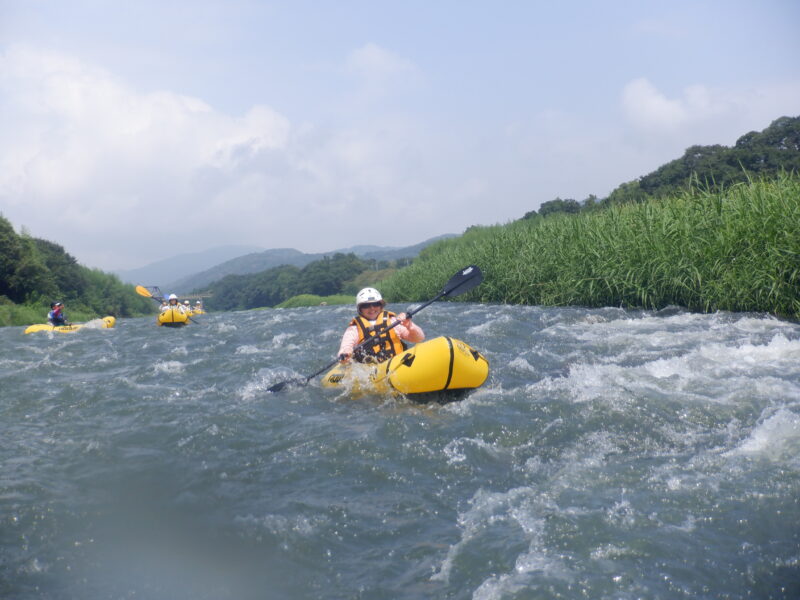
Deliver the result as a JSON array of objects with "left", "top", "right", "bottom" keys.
[
  {"left": 115, "top": 245, "right": 264, "bottom": 287},
  {"left": 357, "top": 235, "right": 454, "bottom": 261},
  {"left": 169, "top": 234, "right": 456, "bottom": 293}
]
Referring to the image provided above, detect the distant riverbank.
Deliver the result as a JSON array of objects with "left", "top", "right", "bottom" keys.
[{"left": 382, "top": 173, "right": 800, "bottom": 320}]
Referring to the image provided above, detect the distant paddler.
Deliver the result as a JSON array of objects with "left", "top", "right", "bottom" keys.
[
  {"left": 161, "top": 294, "right": 188, "bottom": 314},
  {"left": 47, "top": 301, "right": 71, "bottom": 326}
]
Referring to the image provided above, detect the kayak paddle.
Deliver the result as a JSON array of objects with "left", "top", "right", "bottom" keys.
[
  {"left": 267, "top": 264, "right": 483, "bottom": 393},
  {"left": 135, "top": 285, "right": 164, "bottom": 302}
]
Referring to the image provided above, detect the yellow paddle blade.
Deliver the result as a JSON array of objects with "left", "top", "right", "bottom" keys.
[{"left": 135, "top": 285, "right": 153, "bottom": 298}]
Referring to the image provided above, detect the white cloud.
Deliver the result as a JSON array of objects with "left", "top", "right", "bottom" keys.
[
  {"left": 346, "top": 42, "right": 417, "bottom": 80},
  {"left": 2, "top": 43, "right": 796, "bottom": 272},
  {"left": 344, "top": 43, "right": 421, "bottom": 106},
  {"left": 621, "top": 77, "right": 800, "bottom": 142},
  {"left": 0, "top": 45, "right": 450, "bottom": 269}
]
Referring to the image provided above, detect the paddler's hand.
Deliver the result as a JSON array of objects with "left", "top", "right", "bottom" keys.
[
  {"left": 338, "top": 353, "right": 351, "bottom": 363},
  {"left": 398, "top": 312, "right": 412, "bottom": 328}
]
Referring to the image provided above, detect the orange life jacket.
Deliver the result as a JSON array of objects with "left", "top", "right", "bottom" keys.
[{"left": 350, "top": 310, "right": 406, "bottom": 363}]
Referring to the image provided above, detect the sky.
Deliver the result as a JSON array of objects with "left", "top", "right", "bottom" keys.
[{"left": 1, "top": 0, "right": 798, "bottom": 271}]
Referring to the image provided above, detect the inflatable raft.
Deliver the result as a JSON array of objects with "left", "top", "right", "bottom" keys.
[
  {"left": 157, "top": 307, "right": 190, "bottom": 327},
  {"left": 24, "top": 316, "right": 116, "bottom": 335},
  {"left": 322, "top": 336, "right": 489, "bottom": 400}
]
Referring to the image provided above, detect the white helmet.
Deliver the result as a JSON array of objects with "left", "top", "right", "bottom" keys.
[
  {"left": 168, "top": 293, "right": 178, "bottom": 300},
  {"left": 184, "top": 300, "right": 190, "bottom": 305},
  {"left": 356, "top": 287, "right": 384, "bottom": 308}
]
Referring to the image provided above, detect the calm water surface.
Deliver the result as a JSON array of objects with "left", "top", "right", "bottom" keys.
[{"left": 1, "top": 303, "right": 799, "bottom": 599}]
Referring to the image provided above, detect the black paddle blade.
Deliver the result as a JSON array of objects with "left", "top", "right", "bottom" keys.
[
  {"left": 442, "top": 265, "right": 483, "bottom": 298},
  {"left": 267, "top": 378, "right": 304, "bottom": 393}
]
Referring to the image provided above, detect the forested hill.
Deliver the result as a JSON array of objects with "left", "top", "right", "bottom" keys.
[
  {"left": 171, "top": 234, "right": 455, "bottom": 293},
  {"left": 608, "top": 115, "right": 800, "bottom": 204},
  {"left": 203, "top": 253, "right": 387, "bottom": 312},
  {"left": 522, "top": 115, "right": 800, "bottom": 218},
  {"left": 0, "top": 215, "right": 152, "bottom": 323}
]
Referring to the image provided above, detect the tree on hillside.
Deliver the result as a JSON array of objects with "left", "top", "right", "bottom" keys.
[
  {"left": 538, "top": 197, "right": 581, "bottom": 217},
  {"left": 596, "top": 115, "right": 800, "bottom": 209},
  {"left": 34, "top": 238, "right": 89, "bottom": 301},
  {"left": 296, "top": 253, "right": 367, "bottom": 296},
  {"left": 203, "top": 253, "right": 371, "bottom": 310}
]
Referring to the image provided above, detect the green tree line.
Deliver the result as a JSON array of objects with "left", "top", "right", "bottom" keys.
[
  {"left": 0, "top": 214, "right": 152, "bottom": 326},
  {"left": 202, "top": 253, "right": 406, "bottom": 311}
]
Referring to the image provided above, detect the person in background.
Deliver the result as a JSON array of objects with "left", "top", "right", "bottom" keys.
[
  {"left": 337, "top": 287, "right": 424, "bottom": 364},
  {"left": 47, "top": 301, "right": 69, "bottom": 326},
  {"left": 161, "top": 294, "right": 185, "bottom": 313}
]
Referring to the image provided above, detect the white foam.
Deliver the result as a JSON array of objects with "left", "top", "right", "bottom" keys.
[
  {"left": 234, "top": 513, "right": 323, "bottom": 539},
  {"left": 530, "top": 332, "right": 800, "bottom": 409},
  {"left": 507, "top": 356, "right": 538, "bottom": 373},
  {"left": 466, "top": 314, "right": 514, "bottom": 335},
  {"left": 442, "top": 436, "right": 503, "bottom": 465},
  {"left": 152, "top": 360, "right": 185, "bottom": 374},
  {"left": 726, "top": 409, "right": 800, "bottom": 461},
  {"left": 431, "top": 486, "right": 564, "bottom": 587},
  {"left": 235, "top": 345, "right": 262, "bottom": 355}
]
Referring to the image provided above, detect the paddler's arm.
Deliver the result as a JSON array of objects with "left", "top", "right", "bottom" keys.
[
  {"left": 394, "top": 313, "right": 424, "bottom": 343},
  {"left": 337, "top": 325, "right": 359, "bottom": 362}
]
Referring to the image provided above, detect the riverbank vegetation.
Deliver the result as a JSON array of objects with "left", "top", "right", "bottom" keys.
[
  {"left": 0, "top": 215, "right": 152, "bottom": 327},
  {"left": 380, "top": 173, "right": 800, "bottom": 319},
  {"left": 203, "top": 253, "right": 400, "bottom": 312}
]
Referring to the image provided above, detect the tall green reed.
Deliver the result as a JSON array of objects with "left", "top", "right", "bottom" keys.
[{"left": 381, "top": 173, "right": 800, "bottom": 318}]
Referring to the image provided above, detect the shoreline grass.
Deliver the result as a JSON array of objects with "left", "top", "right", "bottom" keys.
[{"left": 381, "top": 173, "right": 800, "bottom": 319}]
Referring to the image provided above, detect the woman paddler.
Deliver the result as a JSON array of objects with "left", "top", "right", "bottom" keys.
[{"left": 337, "top": 287, "right": 424, "bottom": 364}]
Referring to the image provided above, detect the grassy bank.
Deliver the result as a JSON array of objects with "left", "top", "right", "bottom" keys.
[{"left": 381, "top": 173, "right": 800, "bottom": 319}]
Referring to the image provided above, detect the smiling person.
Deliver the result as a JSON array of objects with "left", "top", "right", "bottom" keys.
[{"left": 337, "top": 287, "right": 424, "bottom": 364}]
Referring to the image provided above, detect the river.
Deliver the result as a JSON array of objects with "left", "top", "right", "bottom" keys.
[{"left": 1, "top": 303, "right": 799, "bottom": 599}]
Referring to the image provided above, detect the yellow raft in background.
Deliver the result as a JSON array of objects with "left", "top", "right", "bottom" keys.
[
  {"left": 157, "top": 307, "right": 190, "bottom": 327},
  {"left": 24, "top": 316, "right": 116, "bottom": 335},
  {"left": 322, "top": 336, "right": 489, "bottom": 399}
]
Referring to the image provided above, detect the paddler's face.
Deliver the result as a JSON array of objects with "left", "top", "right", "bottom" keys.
[{"left": 359, "top": 302, "right": 383, "bottom": 319}]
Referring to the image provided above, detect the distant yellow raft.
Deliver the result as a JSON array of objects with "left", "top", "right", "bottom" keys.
[
  {"left": 157, "top": 307, "right": 190, "bottom": 327},
  {"left": 24, "top": 316, "right": 116, "bottom": 335},
  {"left": 322, "top": 336, "right": 489, "bottom": 399}
]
